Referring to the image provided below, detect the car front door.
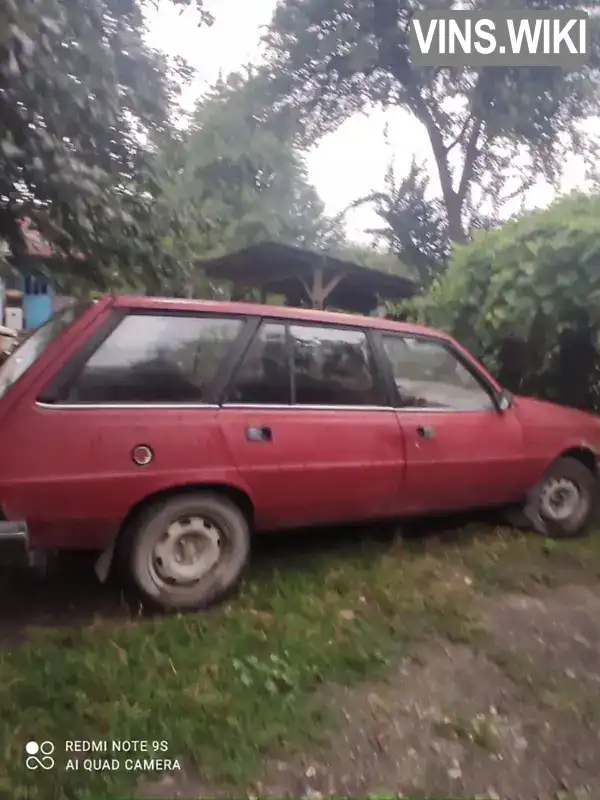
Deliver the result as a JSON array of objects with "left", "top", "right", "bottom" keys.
[
  {"left": 375, "top": 332, "right": 525, "bottom": 515},
  {"left": 218, "top": 319, "right": 406, "bottom": 530}
]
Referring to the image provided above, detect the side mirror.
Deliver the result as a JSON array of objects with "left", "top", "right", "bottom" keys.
[{"left": 497, "top": 390, "right": 512, "bottom": 412}]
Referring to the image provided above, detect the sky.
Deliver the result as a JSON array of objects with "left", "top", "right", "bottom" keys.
[{"left": 145, "top": 0, "right": 593, "bottom": 242}]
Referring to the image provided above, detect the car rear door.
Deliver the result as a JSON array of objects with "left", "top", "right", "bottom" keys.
[
  {"left": 0, "top": 309, "right": 247, "bottom": 549},
  {"left": 373, "top": 331, "right": 526, "bottom": 514},
  {"left": 217, "top": 318, "right": 406, "bottom": 530}
]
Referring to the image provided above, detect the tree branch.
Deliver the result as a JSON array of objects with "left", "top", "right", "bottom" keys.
[
  {"left": 408, "top": 87, "right": 465, "bottom": 240},
  {"left": 457, "top": 119, "right": 483, "bottom": 204},
  {"left": 444, "top": 114, "right": 473, "bottom": 153}
]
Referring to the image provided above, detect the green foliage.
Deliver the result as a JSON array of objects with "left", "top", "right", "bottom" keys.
[
  {"left": 0, "top": 531, "right": 475, "bottom": 798},
  {"left": 345, "top": 158, "right": 449, "bottom": 287},
  {"left": 188, "top": 73, "right": 341, "bottom": 254},
  {"left": 0, "top": 0, "right": 211, "bottom": 289},
  {"left": 329, "top": 241, "right": 414, "bottom": 279},
  {"left": 261, "top": 0, "right": 600, "bottom": 243},
  {"left": 395, "top": 192, "right": 600, "bottom": 403},
  {"left": 150, "top": 71, "right": 347, "bottom": 296},
  {"left": 0, "top": 4, "right": 343, "bottom": 296}
]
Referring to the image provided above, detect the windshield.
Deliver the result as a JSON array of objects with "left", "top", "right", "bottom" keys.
[{"left": 0, "top": 303, "right": 91, "bottom": 400}]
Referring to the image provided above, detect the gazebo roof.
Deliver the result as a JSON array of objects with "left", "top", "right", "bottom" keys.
[{"left": 199, "top": 241, "right": 415, "bottom": 314}]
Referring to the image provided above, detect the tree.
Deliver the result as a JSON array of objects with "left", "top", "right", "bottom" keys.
[
  {"left": 261, "top": 0, "right": 600, "bottom": 244},
  {"left": 328, "top": 240, "right": 412, "bottom": 278},
  {"left": 150, "top": 71, "right": 346, "bottom": 295},
  {"left": 342, "top": 158, "right": 449, "bottom": 287},
  {"left": 397, "top": 192, "right": 600, "bottom": 410},
  {"left": 0, "top": 0, "right": 211, "bottom": 286}
]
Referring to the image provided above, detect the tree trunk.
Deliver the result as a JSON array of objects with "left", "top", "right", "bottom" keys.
[
  {"left": 445, "top": 193, "right": 468, "bottom": 244},
  {"left": 497, "top": 337, "right": 528, "bottom": 392},
  {"left": 409, "top": 89, "right": 480, "bottom": 246},
  {"left": 553, "top": 318, "right": 596, "bottom": 410}
]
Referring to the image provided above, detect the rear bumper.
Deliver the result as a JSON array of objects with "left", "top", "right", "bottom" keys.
[{"left": 0, "top": 521, "right": 29, "bottom": 565}]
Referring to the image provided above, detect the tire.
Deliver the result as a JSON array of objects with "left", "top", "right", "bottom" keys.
[
  {"left": 116, "top": 492, "right": 251, "bottom": 612},
  {"left": 519, "top": 457, "right": 597, "bottom": 539},
  {"left": 500, "top": 504, "right": 530, "bottom": 531}
]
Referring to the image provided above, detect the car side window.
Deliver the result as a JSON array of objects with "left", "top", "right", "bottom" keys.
[
  {"left": 226, "top": 322, "right": 291, "bottom": 404},
  {"left": 68, "top": 313, "right": 243, "bottom": 403},
  {"left": 381, "top": 334, "right": 495, "bottom": 411},
  {"left": 290, "top": 324, "right": 382, "bottom": 406}
]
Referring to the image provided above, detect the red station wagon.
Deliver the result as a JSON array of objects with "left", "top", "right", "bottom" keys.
[{"left": 0, "top": 295, "right": 598, "bottom": 612}]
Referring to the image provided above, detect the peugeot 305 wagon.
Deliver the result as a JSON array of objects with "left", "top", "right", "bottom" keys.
[{"left": 0, "top": 294, "right": 598, "bottom": 612}]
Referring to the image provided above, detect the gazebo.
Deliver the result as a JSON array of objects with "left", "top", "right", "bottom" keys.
[{"left": 198, "top": 241, "right": 415, "bottom": 315}]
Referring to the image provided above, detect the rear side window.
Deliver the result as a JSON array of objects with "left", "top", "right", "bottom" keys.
[
  {"left": 67, "top": 313, "right": 243, "bottom": 404},
  {"left": 226, "top": 320, "right": 382, "bottom": 406},
  {"left": 291, "top": 325, "right": 380, "bottom": 405}
]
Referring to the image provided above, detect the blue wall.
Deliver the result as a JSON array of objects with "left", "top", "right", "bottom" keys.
[
  {"left": 4, "top": 267, "right": 54, "bottom": 330},
  {"left": 23, "top": 293, "right": 53, "bottom": 329}
]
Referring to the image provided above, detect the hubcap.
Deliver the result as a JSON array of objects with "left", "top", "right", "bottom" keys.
[
  {"left": 152, "top": 517, "right": 222, "bottom": 585},
  {"left": 539, "top": 478, "right": 581, "bottom": 522}
]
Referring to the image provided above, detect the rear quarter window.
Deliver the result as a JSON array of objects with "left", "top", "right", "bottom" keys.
[
  {"left": 65, "top": 312, "right": 244, "bottom": 404},
  {"left": 0, "top": 303, "right": 90, "bottom": 400}
]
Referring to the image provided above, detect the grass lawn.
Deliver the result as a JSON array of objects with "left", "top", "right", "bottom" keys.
[{"left": 2, "top": 519, "right": 600, "bottom": 800}]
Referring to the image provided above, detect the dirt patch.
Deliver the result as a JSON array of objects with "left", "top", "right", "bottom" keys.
[
  {"left": 251, "top": 642, "right": 600, "bottom": 799},
  {"left": 480, "top": 584, "right": 600, "bottom": 686},
  {"left": 254, "top": 642, "right": 526, "bottom": 798},
  {"left": 139, "top": 637, "right": 600, "bottom": 799}
]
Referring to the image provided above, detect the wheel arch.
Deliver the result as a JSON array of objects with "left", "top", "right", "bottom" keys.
[
  {"left": 557, "top": 445, "right": 598, "bottom": 476},
  {"left": 94, "top": 482, "right": 255, "bottom": 583}
]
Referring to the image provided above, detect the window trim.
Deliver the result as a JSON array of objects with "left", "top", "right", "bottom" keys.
[
  {"left": 219, "top": 318, "right": 294, "bottom": 405},
  {"left": 223, "top": 403, "right": 395, "bottom": 412},
  {"left": 36, "top": 401, "right": 221, "bottom": 410},
  {"left": 286, "top": 322, "right": 296, "bottom": 405},
  {"left": 203, "top": 315, "right": 260, "bottom": 402},
  {"left": 371, "top": 330, "right": 502, "bottom": 413},
  {"left": 220, "top": 317, "right": 388, "bottom": 409},
  {"left": 39, "top": 308, "right": 254, "bottom": 407}
]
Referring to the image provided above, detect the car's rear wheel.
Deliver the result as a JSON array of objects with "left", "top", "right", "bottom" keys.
[
  {"left": 117, "top": 493, "right": 250, "bottom": 612},
  {"left": 518, "top": 457, "right": 597, "bottom": 539}
]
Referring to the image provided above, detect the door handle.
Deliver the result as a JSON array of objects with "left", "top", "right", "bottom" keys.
[
  {"left": 245, "top": 426, "right": 272, "bottom": 442},
  {"left": 416, "top": 425, "right": 435, "bottom": 439}
]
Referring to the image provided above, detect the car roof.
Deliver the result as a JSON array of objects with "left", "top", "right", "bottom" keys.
[{"left": 111, "top": 294, "right": 452, "bottom": 341}]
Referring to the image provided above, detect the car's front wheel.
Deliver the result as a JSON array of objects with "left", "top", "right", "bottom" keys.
[
  {"left": 117, "top": 492, "right": 251, "bottom": 612},
  {"left": 518, "top": 456, "right": 597, "bottom": 539}
]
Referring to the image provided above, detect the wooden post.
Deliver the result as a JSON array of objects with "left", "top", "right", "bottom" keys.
[
  {"left": 310, "top": 265, "right": 344, "bottom": 309},
  {"left": 230, "top": 284, "right": 246, "bottom": 302},
  {"left": 312, "top": 266, "right": 325, "bottom": 309}
]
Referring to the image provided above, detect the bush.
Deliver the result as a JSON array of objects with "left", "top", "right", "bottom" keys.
[{"left": 390, "top": 192, "right": 600, "bottom": 411}]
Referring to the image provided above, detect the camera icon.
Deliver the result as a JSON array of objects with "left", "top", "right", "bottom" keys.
[{"left": 25, "top": 741, "right": 55, "bottom": 770}]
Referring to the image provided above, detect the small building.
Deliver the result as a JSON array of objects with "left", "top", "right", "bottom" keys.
[
  {"left": 1, "top": 218, "right": 56, "bottom": 331},
  {"left": 3, "top": 265, "right": 55, "bottom": 331}
]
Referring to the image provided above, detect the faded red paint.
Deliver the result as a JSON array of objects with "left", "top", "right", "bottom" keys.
[{"left": 0, "top": 295, "right": 598, "bottom": 551}]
